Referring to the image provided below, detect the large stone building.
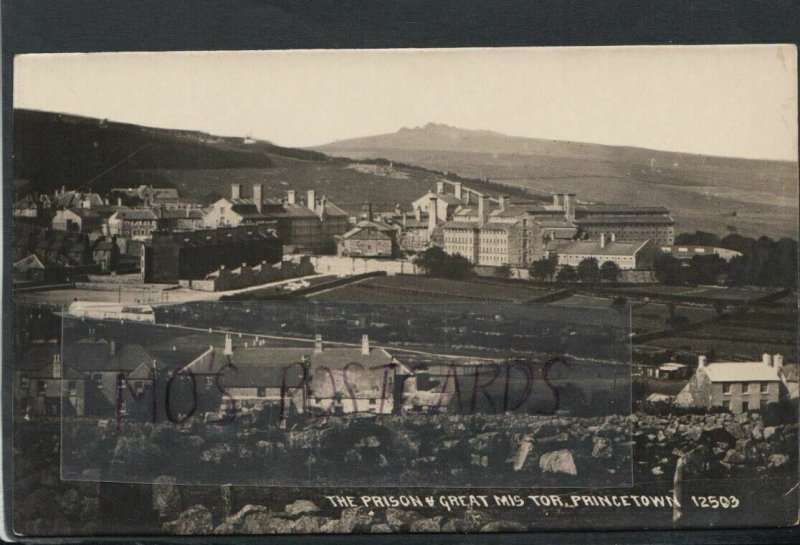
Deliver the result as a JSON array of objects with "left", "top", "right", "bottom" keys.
[
  {"left": 568, "top": 198, "right": 675, "bottom": 246},
  {"left": 107, "top": 209, "right": 159, "bottom": 240},
  {"left": 337, "top": 220, "right": 397, "bottom": 258},
  {"left": 442, "top": 195, "right": 577, "bottom": 267},
  {"left": 143, "top": 224, "right": 282, "bottom": 283},
  {"left": 183, "top": 334, "right": 415, "bottom": 415},
  {"left": 556, "top": 235, "right": 659, "bottom": 270},
  {"left": 676, "top": 354, "right": 788, "bottom": 414}
]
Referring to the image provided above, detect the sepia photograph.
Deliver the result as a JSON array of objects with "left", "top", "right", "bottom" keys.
[{"left": 7, "top": 45, "right": 799, "bottom": 536}]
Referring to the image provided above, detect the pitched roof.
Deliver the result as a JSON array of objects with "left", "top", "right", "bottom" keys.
[
  {"left": 573, "top": 215, "right": 674, "bottom": 225},
  {"left": 63, "top": 342, "right": 154, "bottom": 373},
  {"left": 701, "top": 361, "right": 784, "bottom": 383},
  {"left": 557, "top": 240, "right": 650, "bottom": 257},
  {"left": 114, "top": 209, "right": 158, "bottom": 221}
]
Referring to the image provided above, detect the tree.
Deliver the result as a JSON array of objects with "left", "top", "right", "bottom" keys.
[
  {"left": 556, "top": 265, "right": 577, "bottom": 283},
  {"left": 495, "top": 264, "right": 512, "bottom": 279},
  {"left": 529, "top": 258, "right": 556, "bottom": 281},
  {"left": 413, "top": 246, "right": 473, "bottom": 279},
  {"left": 686, "top": 255, "right": 726, "bottom": 285},
  {"left": 653, "top": 253, "right": 685, "bottom": 285},
  {"left": 600, "top": 260, "right": 621, "bottom": 283},
  {"left": 577, "top": 257, "right": 600, "bottom": 283}
]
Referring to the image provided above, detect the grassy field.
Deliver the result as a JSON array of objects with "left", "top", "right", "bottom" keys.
[{"left": 309, "top": 275, "right": 560, "bottom": 303}]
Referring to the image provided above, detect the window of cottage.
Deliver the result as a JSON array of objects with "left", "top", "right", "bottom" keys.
[{"left": 722, "top": 383, "right": 732, "bottom": 394}]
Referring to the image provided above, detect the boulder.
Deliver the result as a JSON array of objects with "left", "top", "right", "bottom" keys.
[
  {"left": 769, "top": 453, "right": 790, "bottom": 468},
  {"left": 163, "top": 505, "right": 213, "bottom": 535},
  {"left": 592, "top": 436, "right": 613, "bottom": 459},
  {"left": 285, "top": 499, "right": 320, "bottom": 517},
  {"left": 385, "top": 507, "right": 421, "bottom": 531},
  {"left": 539, "top": 449, "right": 577, "bottom": 476},
  {"left": 370, "top": 523, "right": 392, "bottom": 533},
  {"left": 512, "top": 437, "right": 534, "bottom": 470},
  {"left": 213, "top": 504, "right": 270, "bottom": 534},
  {"left": 410, "top": 516, "right": 443, "bottom": 532},
  {"left": 763, "top": 426, "right": 777, "bottom": 440},
  {"left": 290, "top": 515, "right": 324, "bottom": 533},
  {"left": 480, "top": 520, "right": 528, "bottom": 532},
  {"left": 152, "top": 475, "right": 181, "bottom": 521}
]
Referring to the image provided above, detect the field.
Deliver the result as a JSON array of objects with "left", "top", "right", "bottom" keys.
[{"left": 308, "top": 275, "right": 560, "bottom": 303}]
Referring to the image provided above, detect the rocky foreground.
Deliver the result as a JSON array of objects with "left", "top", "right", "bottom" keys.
[{"left": 14, "top": 411, "right": 798, "bottom": 535}]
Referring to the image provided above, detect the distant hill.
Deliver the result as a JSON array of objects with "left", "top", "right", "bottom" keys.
[
  {"left": 13, "top": 110, "right": 531, "bottom": 214},
  {"left": 316, "top": 123, "right": 799, "bottom": 238}
]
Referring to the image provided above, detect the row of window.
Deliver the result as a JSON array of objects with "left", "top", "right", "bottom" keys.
[{"left": 722, "top": 382, "right": 770, "bottom": 394}]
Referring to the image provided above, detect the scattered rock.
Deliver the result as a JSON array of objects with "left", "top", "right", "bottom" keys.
[
  {"left": 769, "top": 454, "right": 789, "bottom": 468},
  {"left": 539, "top": 449, "right": 577, "bottom": 476},
  {"left": 592, "top": 436, "right": 613, "bottom": 458},
  {"left": 385, "top": 507, "right": 421, "bottom": 531},
  {"left": 285, "top": 499, "right": 320, "bottom": 517},
  {"left": 163, "top": 505, "right": 213, "bottom": 535},
  {"left": 410, "top": 516, "right": 443, "bottom": 532},
  {"left": 480, "top": 520, "right": 528, "bottom": 532},
  {"left": 152, "top": 475, "right": 181, "bottom": 521}
]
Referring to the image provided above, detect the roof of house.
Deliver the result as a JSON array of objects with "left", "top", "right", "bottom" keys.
[
  {"left": 557, "top": 239, "right": 650, "bottom": 257},
  {"left": 577, "top": 204, "right": 671, "bottom": 214},
  {"left": 189, "top": 342, "right": 404, "bottom": 379},
  {"left": 62, "top": 342, "right": 154, "bottom": 372},
  {"left": 701, "top": 361, "right": 784, "bottom": 383},
  {"left": 319, "top": 201, "right": 349, "bottom": 217},
  {"left": 13, "top": 254, "right": 46, "bottom": 271},
  {"left": 573, "top": 215, "right": 674, "bottom": 225},
  {"left": 55, "top": 191, "right": 104, "bottom": 208},
  {"left": 341, "top": 225, "right": 394, "bottom": 241},
  {"left": 158, "top": 208, "right": 205, "bottom": 220},
  {"left": 58, "top": 208, "right": 101, "bottom": 220},
  {"left": 114, "top": 209, "right": 158, "bottom": 221},
  {"left": 661, "top": 245, "right": 742, "bottom": 259}
]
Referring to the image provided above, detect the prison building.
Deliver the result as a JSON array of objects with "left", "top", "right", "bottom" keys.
[
  {"left": 143, "top": 224, "right": 281, "bottom": 283},
  {"left": 555, "top": 235, "right": 659, "bottom": 270}
]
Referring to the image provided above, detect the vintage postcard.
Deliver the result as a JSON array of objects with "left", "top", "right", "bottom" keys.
[{"left": 7, "top": 45, "right": 798, "bottom": 537}]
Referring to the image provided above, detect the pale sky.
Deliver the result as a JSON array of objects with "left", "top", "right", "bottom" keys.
[{"left": 13, "top": 45, "right": 798, "bottom": 161}]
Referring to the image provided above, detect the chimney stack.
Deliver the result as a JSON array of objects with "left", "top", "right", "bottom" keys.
[
  {"left": 436, "top": 181, "right": 445, "bottom": 194},
  {"left": 499, "top": 195, "right": 509, "bottom": 210},
  {"left": 361, "top": 334, "right": 370, "bottom": 355},
  {"left": 762, "top": 353, "right": 772, "bottom": 366},
  {"left": 454, "top": 182, "right": 463, "bottom": 201},
  {"left": 552, "top": 193, "right": 561, "bottom": 207},
  {"left": 231, "top": 183, "right": 242, "bottom": 200},
  {"left": 564, "top": 193, "right": 576, "bottom": 221},
  {"left": 428, "top": 196, "right": 438, "bottom": 235},
  {"left": 117, "top": 197, "right": 122, "bottom": 207},
  {"left": 314, "top": 334, "right": 323, "bottom": 353},
  {"left": 109, "top": 340, "right": 116, "bottom": 355},
  {"left": 307, "top": 190, "right": 317, "bottom": 211},
  {"left": 224, "top": 334, "right": 233, "bottom": 356},
  {"left": 478, "top": 194, "right": 488, "bottom": 226},
  {"left": 610, "top": 232, "right": 616, "bottom": 242},
  {"left": 287, "top": 190, "right": 296, "bottom": 205},
  {"left": 414, "top": 207, "right": 421, "bottom": 222},
  {"left": 600, "top": 233, "right": 606, "bottom": 249},
  {"left": 773, "top": 354, "right": 784, "bottom": 368},
  {"left": 52, "top": 353, "right": 61, "bottom": 379},
  {"left": 698, "top": 355, "right": 707, "bottom": 367},
  {"left": 252, "top": 184, "right": 263, "bottom": 213}
]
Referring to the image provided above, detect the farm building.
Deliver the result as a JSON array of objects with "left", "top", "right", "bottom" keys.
[
  {"left": 675, "top": 354, "right": 788, "bottom": 414},
  {"left": 183, "top": 334, "right": 415, "bottom": 416},
  {"left": 337, "top": 220, "right": 397, "bottom": 258},
  {"left": 556, "top": 236, "right": 659, "bottom": 270}
]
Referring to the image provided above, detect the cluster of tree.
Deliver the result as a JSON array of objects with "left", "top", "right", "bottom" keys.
[
  {"left": 529, "top": 256, "right": 621, "bottom": 284},
  {"left": 661, "top": 231, "right": 797, "bottom": 287},
  {"left": 413, "top": 247, "right": 474, "bottom": 279}
]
